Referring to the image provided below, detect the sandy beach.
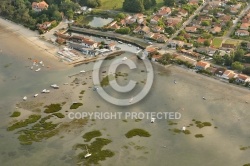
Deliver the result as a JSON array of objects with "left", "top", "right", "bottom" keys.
[{"left": 0, "top": 17, "right": 67, "bottom": 70}]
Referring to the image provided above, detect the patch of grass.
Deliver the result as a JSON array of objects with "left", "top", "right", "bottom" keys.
[
  {"left": 168, "top": 120, "right": 178, "bottom": 125},
  {"left": 212, "top": 38, "right": 223, "bottom": 48},
  {"left": 10, "top": 111, "right": 21, "bottom": 117},
  {"left": 195, "top": 134, "right": 204, "bottom": 138},
  {"left": 70, "top": 103, "right": 83, "bottom": 109},
  {"left": 80, "top": 90, "right": 85, "bottom": 95},
  {"left": 75, "top": 138, "right": 114, "bottom": 166},
  {"left": 125, "top": 129, "right": 151, "bottom": 138},
  {"left": 7, "top": 114, "right": 41, "bottom": 131},
  {"left": 135, "top": 119, "right": 142, "bottom": 122},
  {"left": 240, "top": 146, "right": 250, "bottom": 151},
  {"left": 100, "top": 74, "right": 115, "bottom": 87},
  {"left": 52, "top": 113, "right": 65, "bottom": 118},
  {"left": 243, "top": 164, "right": 250, "bottom": 166},
  {"left": 82, "top": 130, "right": 102, "bottom": 142},
  {"left": 183, "top": 130, "right": 191, "bottom": 135},
  {"left": 195, "top": 121, "right": 212, "bottom": 128},
  {"left": 96, "top": 106, "right": 100, "bottom": 108},
  {"left": 4, "top": 63, "right": 12, "bottom": 68},
  {"left": 224, "top": 39, "right": 240, "bottom": 46},
  {"left": 61, "top": 102, "right": 66, "bottom": 105},
  {"left": 44, "top": 104, "right": 62, "bottom": 113},
  {"left": 122, "top": 119, "right": 128, "bottom": 122}
]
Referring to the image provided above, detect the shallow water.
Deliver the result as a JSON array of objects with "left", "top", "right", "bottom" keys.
[{"left": 0, "top": 51, "right": 250, "bottom": 166}]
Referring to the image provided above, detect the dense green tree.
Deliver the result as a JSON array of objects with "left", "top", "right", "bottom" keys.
[
  {"left": 204, "top": 40, "right": 210, "bottom": 46},
  {"left": 234, "top": 49, "right": 244, "bottom": 62},
  {"left": 232, "top": 61, "right": 244, "bottom": 72},
  {"left": 242, "top": 67, "right": 250, "bottom": 75},
  {"left": 115, "top": 27, "right": 131, "bottom": 34},
  {"left": 213, "top": 55, "right": 224, "bottom": 65},
  {"left": 143, "top": 0, "right": 153, "bottom": 10},
  {"left": 123, "top": 0, "right": 144, "bottom": 13},
  {"left": 164, "top": 0, "right": 175, "bottom": 6},
  {"left": 165, "top": 27, "right": 175, "bottom": 35},
  {"left": 224, "top": 54, "right": 234, "bottom": 66}
]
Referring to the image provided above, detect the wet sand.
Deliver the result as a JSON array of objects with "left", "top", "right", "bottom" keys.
[
  {"left": 0, "top": 17, "right": 67, "bottom": 70},
  {"left": 1, "top": 17, "right": 250, "bottom": 166}
]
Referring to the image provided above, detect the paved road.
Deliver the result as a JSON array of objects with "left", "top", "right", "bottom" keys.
[
  {"left": 169, "top": 1, "right": 208, "bottom": 41},
  {"left": 225, "top": 2, "right": 250, "bottom": 38}
]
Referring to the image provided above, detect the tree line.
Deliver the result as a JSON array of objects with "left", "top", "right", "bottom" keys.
[{"left": 123, "top": 0, "right": 156, "bottom": 13}]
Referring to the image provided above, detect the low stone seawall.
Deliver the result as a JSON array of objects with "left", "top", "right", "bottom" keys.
[{"left": 71, "top": 50, "right": 125, "bottom": 67}]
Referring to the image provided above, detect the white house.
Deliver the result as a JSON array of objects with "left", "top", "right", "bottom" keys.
[
  {"left": 235, "top": 30, "right": 249, "bottom": 36},
  {"left": 221, "top": 70, "right": 237, "bottom": 80}
]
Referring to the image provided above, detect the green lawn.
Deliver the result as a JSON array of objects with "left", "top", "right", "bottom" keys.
[
  {"left": 212, "top": 38, "right": 223, "bottom": 48},
  {"left": 96, "top": 0, "right": 164, "bottom": 10},
  {"left": 224, "top": 39, "right": 241, "bottom": 46}
]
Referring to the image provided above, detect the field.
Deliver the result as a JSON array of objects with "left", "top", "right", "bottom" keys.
[
  {"left": 212, "top": 38, "right": 223, "bottom": 48},
  {"left": 224, "top": 39, "right": 241, "bottom": 46},
  {"left": 97, "top": 0, "right": 164, "bottom": 10}
]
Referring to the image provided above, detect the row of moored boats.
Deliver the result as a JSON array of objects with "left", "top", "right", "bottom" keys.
[{"left": 23, "top": 84, "right": 59, "bottom": 101}]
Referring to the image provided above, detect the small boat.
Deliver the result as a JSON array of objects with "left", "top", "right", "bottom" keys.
[
  {"left": 136, "top": 47, "right": 140, "bottom": 50},
  {"left": 42, "top": 89, "right": 50, "bottom": 93},
  {"left": 23, "top": 96, "right": 27, "bottom": 101},
  {"left": 128, "top": 44, "right": 132, "bottom": 47},
  {"left": 182, "top": 126, "right": 186, "bottom": 131},
  {"left": 93, "top": 87, "right": 99, "bottom": 91},
  {"left": 35, "top": 68, "right": 41, "bottom": 72},
  {"left": 129, "top": 96, "right": 134, "bottom": 103},
  {"left": 30, "top": 66, "right": 33, "bottom": 70},
  {"left": 85, "top": 146, "right": 92, "bottom": 158},
  {"left": 39, "top": 61, "right": 43, "bottom": 64},
  {"left": 202, "top": 97, "right": 206, "bottom": 100},
  {"left": 34, "top": 94, "right": 38, "bottom": 97},
  {"left": 80, "top": 70, "right": 85, "bottom": 73},
  {"left": 51, "top": 84, "right": 59, "bottom": 89},
  {"left": 151, "top": 118, "right": 155, "bottom": 123},
  {"left": 122, "top": 57, "right": 127, "bottom": 61},
  {"left": 174, "top": 80, "right": 177, "bottom": 84}
]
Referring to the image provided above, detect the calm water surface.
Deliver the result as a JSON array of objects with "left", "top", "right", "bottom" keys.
[{"left": 0, "top": 52, "right": 250, "bottom": 166}]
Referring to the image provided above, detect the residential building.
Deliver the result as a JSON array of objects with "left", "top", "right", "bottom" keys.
[
  {"left": 211, "top": 26, "right": 221, "bottom": 34},
  {"left": 214, "top": 68, "right": 226, "bottom": 77},
  {"left": 133, "top": 26, "right": 150, "bottom": 34},
  {"left": 185, "top": 26, "right": 197, "bottom": 33},
  {"left": 221, "top": 43, "right": 236, "bottom": 49},
  {"left": 156, "top": 6, "right": 171, "bottom": 17},
  {"left": 167, "top": 40, "right": 184, "bottom": 49},
  {"left": 240, "top": 23, "right": 250, "bottom": 30},
  {"left": 152, "top": 54, "right": 163, "bottom": 62},
  {"left": 195, "top": 61, "right": 210, "bottom": 70},
  {"left": 151, "top": 26, "right": 165, "bottom": 33},
  {"left": 32, "top": 1, "right": 49, "bottom": 12},
  {"left": 236, "top": 74, "right": 250, "bottom": 84},
  {"left": 150, "top": 16, "right": 160, "bottom": 25},
  {"left": 221, "top": 70, "right": 237, "bottom": 80},
  {"left": 235, "top": 30, "right": 249, "bottom": 36}
]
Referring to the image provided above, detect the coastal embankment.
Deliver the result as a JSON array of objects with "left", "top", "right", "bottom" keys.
[{"left": 69, "top": 26, "right": 149, "bottom": 49}]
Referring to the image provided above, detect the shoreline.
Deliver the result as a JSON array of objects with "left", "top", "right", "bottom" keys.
[{"left": 0, "top": 17, "right": 68, "bottom": 69}]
